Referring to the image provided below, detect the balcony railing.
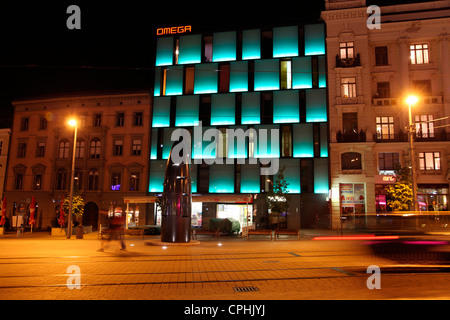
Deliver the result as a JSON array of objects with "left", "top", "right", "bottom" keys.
[
  {"left": 373, "top": 129, "right": 449, "bottom": 142},
  {"left": 336, "top": 54, "right": 361, "bottom": 68},
  {"left": 373, "top": 96, "right": 443, "bottom": 107},
  {"left": 336, "top": 130, "right": 366, "bottom": 143}
]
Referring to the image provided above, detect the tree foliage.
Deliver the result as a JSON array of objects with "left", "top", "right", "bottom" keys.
[
  {"left": 62, "top": 192, "right": 85, "bottom": 218},
  {"left": 266, "top": 166, "right": 290, "bottom": 228},
  {"left": 386, "top": 164, "right": 413, "bottom": 211}
]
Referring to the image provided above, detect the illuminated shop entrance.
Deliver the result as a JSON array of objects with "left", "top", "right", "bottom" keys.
[
  {"left": 216, "top": 204, "right": 253, "bottom": 233},
  {"left": 339, "top": 183, "right": 366, "bottom": 228}
]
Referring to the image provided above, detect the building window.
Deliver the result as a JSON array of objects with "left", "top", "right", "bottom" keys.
[
  {"left": 375, "top": 46, "right": 388, "bottom": 66},
  {"left": 341, "top": 152, "right": 362, "bottom": 170},
  {"left": 74, "top": 170, "right": 83, "bottom": 191},
  {"left": 415, "top": 114, "right": 434, "bottom": 138},
  {"left": 132, "top": 139, "right": 142, "bottom": 156},
  {"left": 133, "top": 112, "right": 143, "bottom": 126},
  {"left": 281, "top": 125, "right": 292, "bottom": 157},
  {"left": 33, "top": 173, "right": 43, "bottom": 190},
  {"left": 93, "top": 113, "right": 102, "bottom": 127},
  {"left": 376, "top": 116, "right": 395, "bottom": 140},
  {"left": 410, "top": 43, "right": 429, "bottom": 64},
  {"left": 90, "top": 139, "right": 101, "bottom": 159},
  {"left": 376, "top": 82, "right": 390, "bottom": 98},
  {"left": 20, "top": 117, "right": 29, "bottom": 131},
  {"left": 378, "top": 153, "right": 399, "bottom": 171},
  {"left": 203, "top": 35, "right": 213, "bottom": 62},
  {"left": 111, "top": 173, "right": 121, "bottom": 191},
  {"left": 17, "top": 143, "right": 27, "bottom": 158},
  {"left": 56, "top": 170, "right": 67, "bottom": 190},
  {"left": 129, "top": 173, "right": 140, "bottom": 191},
  {"left": 342, "top": 112, "right": 358, "bottom": 140},
  {"left": 113, "top": 139, "right": 123, "bottom": 156},
  {"left": 184, "top": 66, "right": 195, "bottom": 94},
  {"left": 116, "top": 112, "right": 125, "bottom": 127},
  {"left": 39, "top": 117, "right": 47, "bottom": 130},
  {"left": 14, "top": 173, "right": 23, "bottom": 190},
  {"left": 58, "top": 140, "right": 70, "bottom": 159},
  {"left": 280, "top": 60, "right": 292, "bottom": 90},
  {"left": 341, "top": 77, "right": 356, "bottom": 97},
  {"left": 413, "top": 79, "right": 432, "bottom": 96},
  {"left": 36, "top": 142, "right": 45, "bottom": 157},
  {"left": 75, "top": 140, "right": 85, "bottom": 159},
  {"left": 419, "top": 152, "right": 441, "bottom": 170},
  {"left": 340, "top": 42, "right": 354, "bottom": 59},
  {"left": 88, "top": 170, "right": 99, "bottom": 190}
]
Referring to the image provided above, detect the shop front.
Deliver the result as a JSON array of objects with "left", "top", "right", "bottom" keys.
[
  {"left": 339, "top": 183, "right": 366, "bottom": 228},
  {"left": 417, "top": 184, "right": 449, "bottom": 212}
]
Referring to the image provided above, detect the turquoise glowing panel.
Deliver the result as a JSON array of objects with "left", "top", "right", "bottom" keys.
[
  {"left": 149, "top": 160, "right": 166, "bottom": 192},
  {"left": 154, "top": 67, "right": 161, "bottom": 96},
  {"left": 273, "top": 26, "right": 299, "bottom": 58},
  {"left": 165, "top": 66, "right": 183, "bottom": 96},
  {"left": 242, "top": 29, "right": 261, "bottom": 60},
  {"left": 192, "top": 126, "right": 216, "bottom": 159},
  {"left": 211, "top": 93, "right": 235, "bottom": 125},
  {"left": 280, "top": 159, "right": 301, "bottom": 194},
  {"left": 194, "top": 63, "right": 218, "bottom": 94},
  {"left": 152, "top": 97, "right": 170, "bottom": 127},
  {"left": 209, "top": 164, "right": 234, "bottom": 193},
  {"left": 293, "top": 124, "right": 314, "bottom": 158},
  {"left": 240, "top": 164, "right": 260, "bottom": 193},
  {"left": 155, "top": 37, "right": 173, "bottom": 66},
  {"left": 176, "top": 95, "right": 199, "bottom": 126},
  {"left": 241, "top": 92, "right": 260, "bottom": 125},
  {"left": 178, "top": 34, "right": 201, "bottom": 65},
  {"left": 229, "top": 61, "right": 248, "bottom": 92},
  {"left": 320, "top": 123, "right": 328, "bottom": 157},
  {"left": 306, "top": 89, "right": 327, "bottom": 122},
  {"left": 255, "top": 125, "right": 280, "bottom": 158},
  {"left": 150, "top": 129, "right": 158, "bottom": 160},
  {"left": 163, "top": 128, "right": 177, "bottom": 159},
  {"left": 191, "top": 164, "right": 197, "bottom": 193},
  {"left": 254, "top": 59, "right": 280, "bottom": 91},
  {"left": 273, "top": 91, "right": 299, "bottom": 124},
  {"left": 228, "top": 126, "right": 248, "bottom": 159},
  {"left": 213, "top": 31, "right": 237, "bottom": 62},
  {"left": 292, "top": 57, "right": 312, "bottom": 89},
  {"left": 314, "top": 158, "right": 329, "bottom": 194},
  {"left": 304, "top": 24, "right": 325, "bottom": 56},
  {"left": 318, "top": 55, "right": 327, "bottom": 88}
]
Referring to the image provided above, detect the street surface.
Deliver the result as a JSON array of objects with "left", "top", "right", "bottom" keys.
[{"left": 1, "top": 230, "right": 450, "bottom": 302}]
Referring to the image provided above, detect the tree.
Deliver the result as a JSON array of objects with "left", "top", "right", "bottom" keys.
[
  {"left": 266, "top": 166, "right": 290, "bottom": 229},
  {"left": 62, "top": 192, "right": 85, "bottom": 223},
  {"left": 386, "top": 164, "right": 413, "bottom": 211}
]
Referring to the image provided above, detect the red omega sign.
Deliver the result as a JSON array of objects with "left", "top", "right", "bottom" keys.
[{"left": 156, "top": 25, "right": 192, "bottom": 36}]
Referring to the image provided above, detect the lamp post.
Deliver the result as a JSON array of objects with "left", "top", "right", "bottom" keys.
[
  {"left": 406, "top": 96, "right": 419, "bottom": 213},
  {"left": 67, "top": 119, "right": 77, "bottom": 239}
]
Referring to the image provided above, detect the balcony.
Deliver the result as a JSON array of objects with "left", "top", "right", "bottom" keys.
[
  {"left": 336, "top": 130, "right": 366, "bottom": 143},
  {"left": 336, "top": 53, "right": 361, "bottom": 68},
  {"left": 373, "top": 96, "right": 442, "bottom": 107},
  {"left": 373, "top": 129, "right": 450, "bottom": 143}
]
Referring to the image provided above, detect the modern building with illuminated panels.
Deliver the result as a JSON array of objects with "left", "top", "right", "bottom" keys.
[{"left": 149, "top": 23, "right": 330, "bottom": 230}]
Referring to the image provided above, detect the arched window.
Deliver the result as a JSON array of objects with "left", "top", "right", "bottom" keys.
[
  {"left": 58, "top": 140, "right": 70, "bottom": 159},
  {"left": 75, "top": 139, "right": 85, "bottom": 159},
  {"left": 90, "top": 139, "right": 101, "bottom": 159},
  {"left": 341, "top": 152, "right": 362, "bottom": 170},
  {"left": 88, "top": 170, "right": 99, "bottom": 190}
]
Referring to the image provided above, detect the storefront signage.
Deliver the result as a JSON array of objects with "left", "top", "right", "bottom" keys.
[
  {"left": 382, "top": 176, "right": 396, "bottom": 182},
  {"left": 156, "top": 25, "right": 192, "bottom": 36}
]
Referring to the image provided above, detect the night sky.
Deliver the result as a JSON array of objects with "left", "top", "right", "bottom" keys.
[{"left": 0, "top": 1, "right": 437, "bottom": 128}]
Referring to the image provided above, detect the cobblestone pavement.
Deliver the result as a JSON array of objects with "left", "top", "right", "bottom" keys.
[{"left": 1, "top": 230, "right": 450, "bottom": 301}]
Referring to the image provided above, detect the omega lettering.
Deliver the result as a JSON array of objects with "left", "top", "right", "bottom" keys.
[{"left": 156, "top": 25, "right": 192, "bottom": 36}]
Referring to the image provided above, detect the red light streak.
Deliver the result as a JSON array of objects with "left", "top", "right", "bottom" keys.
[{"left": 313, "top": 235, "right": 400, "bottom": 240}]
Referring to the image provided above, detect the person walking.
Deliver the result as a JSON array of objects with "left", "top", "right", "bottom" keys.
[{"left": 98, "top": 215, "right": 126, "bottom": 251}]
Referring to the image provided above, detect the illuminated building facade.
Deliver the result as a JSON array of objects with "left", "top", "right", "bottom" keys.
[
  {"left": 4, "top": 92, "right": 151, "bottom": 230},
  {"left": 322, "top": 0, "right": 450, "bottom": 229},
  {"left": 150, "top": 23, "right": 330, "bottom": 230}
]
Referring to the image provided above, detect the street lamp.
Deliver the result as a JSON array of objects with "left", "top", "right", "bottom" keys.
[
  {"left": 67, "top": 118, "right": 78, "bottom": 239},
  {"left": 406, "top": 95, "right": 419, "bottom": 213}
]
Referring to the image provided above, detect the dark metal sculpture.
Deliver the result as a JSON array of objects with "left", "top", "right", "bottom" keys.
[{"left": 160, "top": 141, "right": 192, "bottom": 243}]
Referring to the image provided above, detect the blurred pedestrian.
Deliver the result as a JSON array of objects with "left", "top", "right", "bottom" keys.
[{"left": 98, "top": 215, "right": 126, "bottom": 251}]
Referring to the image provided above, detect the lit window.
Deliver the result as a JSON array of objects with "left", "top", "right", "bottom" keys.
[
  {"left": 280, "top": 60, "right": 292, "bottom": 90},
  {"left": 341, "top": 77, "right": 356, "bottom": 98},
  {"left": 111, "top": 173, "right": 121, "bottom": 191},
  {"left": 415, "top": 114, "right": 434, "bottom": 138},
  {"left": 376, "top": 116, "right": 395, "bottom": 140},
  {"left": 419, "top": 152, "right": 441, "bottom": 170},
  {"left": 340, "top": 42, "right": 354, "bottom": 59},
  {"left": 410, "top": 43, "right": 429, "bottom": 64}
]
